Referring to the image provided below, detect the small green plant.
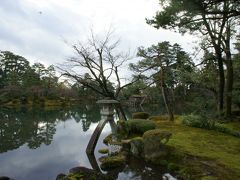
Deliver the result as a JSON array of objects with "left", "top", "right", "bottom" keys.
[
  {"left": 181, "top": 114, "right": 215, "bottom": 129},
  {"left": 181, "top": 114, "right": 240, "bottom": 138}
]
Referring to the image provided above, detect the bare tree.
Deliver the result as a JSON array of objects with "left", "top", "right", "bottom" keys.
[{"left": 59, "top": 30, "right": 138, "bottom": 120}]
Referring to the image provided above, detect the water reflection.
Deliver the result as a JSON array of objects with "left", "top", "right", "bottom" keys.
[
  {"left": 0, "top": 105, "right": 175, "bottom": 180},
  {"left": 0, "top": 105, "right": 100, "bottom": 153},
  {"left": 0, "top": 105, "right": 106, "bottom": 180}
]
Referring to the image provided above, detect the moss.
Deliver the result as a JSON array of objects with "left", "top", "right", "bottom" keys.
[
  {"left": 44, "top": 99, "right": 64, "bottom": 106},
  {"left": 143, "top": 129, "right": 172, "bottom": 144},
  {"left": 126, "top": 119, "right": 156, "bottom": 135},
  {"left": 56, "top": 173, "right": 67, "bottom": 180},
  {"left": 152, "top": 116, "right": 240, "bottom": 178},
  {"left": 99, "top": 154, "right": 126, "bottom": 171},
  {"left": 98, "top": 148, "right": 109, "bottom": 154},
  {"left": 201, "top": 176, "right": 218, "bottom": 180},
  {"left": 103, "top": 134, "right": 112, "bottom": 145},
  {"left": 108, "top": 141, "right": 122, "bottom": 146},
  {"left": 149, "top": 115, "right": 169, "bottom": 121},
  {"left": 129, "top": 137, "right": 144, "bottom": 157},
  {"left": 219, "top": 122, "right": 240, "bottom": 132},
  {"left": 167, "top": 162, "right": 180, "bottom": 171},
  {"left": 143, "top": 129, "right": 172, "bottom": 163},
  {"left": 66, "top": 173, "right": 84, "bottom": 180},
  {"left": 116, "top": 120, "right": 129, "bottom": 138},
  {"left": 4, "top": 99, "right": 21, "bottom": 106},
  {"left": 132, "top": 112, "right": 150, "bottom": 119}
]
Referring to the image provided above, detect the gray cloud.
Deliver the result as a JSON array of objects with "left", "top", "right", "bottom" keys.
[{"left": 0, "top": 0, "right": 197, "bottom": 73}]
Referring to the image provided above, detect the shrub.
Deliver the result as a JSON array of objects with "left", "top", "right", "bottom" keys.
[
  {"left": 127, "top": 119, "right": 156, "bottom": 134},
  {"left": 132, "top": 112, "right": 150, "bottom": 119},
  {"left": 117, "top": 119, "right": 156, "bottom": 136},
  {"left": 214, "top": 124, "right": 240, "bottom": 138},
  {"left": 181, "top": 114, "right": 240, "bottom": 138},
  {"left": 181, "top": 114, "right": 215, "bottom": 129}
]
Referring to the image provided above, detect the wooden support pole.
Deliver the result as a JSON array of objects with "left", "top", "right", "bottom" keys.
[{"left": 86, "top": 116, "right": 111, "bottom": 154}]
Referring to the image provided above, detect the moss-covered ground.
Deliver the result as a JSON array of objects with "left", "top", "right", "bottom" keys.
[
  {"left": 151, "top": 116, "right": 240, "bottom": 179},
  {"left": 220, "top": 121, "right": 240, "bottom": 132}
]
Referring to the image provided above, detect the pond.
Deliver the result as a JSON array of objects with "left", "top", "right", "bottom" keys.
[{"left": 0, "top": 105, "right": 176, "bottom": 180}]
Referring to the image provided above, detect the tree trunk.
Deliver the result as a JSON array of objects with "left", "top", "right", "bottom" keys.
[
  {"left": 216, "top": 50, "right": 225, "bottom": 113},
  {"left": 225, "top": 60, "right": 233, "bottom": 117},
  {"left": 161, "top": 86, "right": 174, "bottom": 121},
  {"left": 160, "top": 68, "right": 174, "bottom": 121},
  {"left": 224, "top": 23, "right": 233, "bottom": 118}
]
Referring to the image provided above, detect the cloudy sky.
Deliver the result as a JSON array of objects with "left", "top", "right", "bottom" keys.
[{"left": 0, "top": 0, "right": 197, "bottom": 69}]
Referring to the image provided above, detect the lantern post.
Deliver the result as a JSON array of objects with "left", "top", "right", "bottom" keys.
[{"left": 86, "top": 99, "right": 119, "bottom": 154}]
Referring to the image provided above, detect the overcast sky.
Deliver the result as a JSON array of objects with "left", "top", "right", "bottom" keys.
[{"left": 0, "top": 0, "right": 198, "bottom": 70}]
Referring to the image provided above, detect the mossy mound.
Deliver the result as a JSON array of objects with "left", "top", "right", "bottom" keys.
[
  {"left": 143, "top": 129, "right": 172, "bottom": 164},
  {"left": 63, "top": 173, "right": 84, "bottom": 180},
  {"left": 103, "top": 134, "right": 112, "bottom": 145},
  {"left": 132, "top": 112, "right": 150, "bottom": 119},
  {"left": 98, "top": 148, "right": 109, "bottom": 154},
  {"left": 143, "top": 129, "right": 172, "bottom": 144},
  {"left": 126, "top": 119, "right": 156, "bottom": 135},
  {"left": 99, "top": 154, "right": 126, "bottom": 171}
]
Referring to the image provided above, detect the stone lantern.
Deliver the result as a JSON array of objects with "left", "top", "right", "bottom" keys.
[
  {"left": 86, "top": 99, "right": 120, "bottom": 154},
  {"left": 96, "top": 99, "right": 119, "bottom": 116}
]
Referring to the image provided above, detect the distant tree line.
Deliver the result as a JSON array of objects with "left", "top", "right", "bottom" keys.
[{"left": 0, "top": 51, "right": 103, "bottom": 106}]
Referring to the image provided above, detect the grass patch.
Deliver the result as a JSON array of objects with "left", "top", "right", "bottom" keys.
[
  {"left": 152, "top": 117, "right": 240, "bottom": 179},
  {"left": 219, "top": 122, "right": 240, "bottom": 132}
]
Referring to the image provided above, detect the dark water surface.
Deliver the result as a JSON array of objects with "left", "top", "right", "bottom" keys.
[{"left": 0, "top": 105, "right": 175, "bottom": 180}]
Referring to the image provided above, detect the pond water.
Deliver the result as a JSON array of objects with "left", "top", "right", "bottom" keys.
[{"left": 0, "top": 105, "right": 176, "bottom": 180}]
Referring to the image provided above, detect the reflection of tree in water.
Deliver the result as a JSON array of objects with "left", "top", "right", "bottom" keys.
[
  {"left": 0, "top": 108, "right": 58, "bottom": 152},
  {"left": 0, "top": 105, "right": 100, "bottom": 153},
  {"left": 70, "top": 104, "right": 101, "bottom": 132}
]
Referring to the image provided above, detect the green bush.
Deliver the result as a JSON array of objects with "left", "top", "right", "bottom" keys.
[
  {"left": 181, "top": 114, "right": 215, "bottom": 129},
  {"left": 132, "top": 112, "right": 150, "bottom": 119},
  {"left": 181, "top": 114, "right": 240, "bottom": 138},
  {"left": 117, "top": 119, "right": 156, "bottom": 136},
  {"left": 126, "top": 119, "right": 156, "bottom": 134},
  {"left": 214, "top": 124, "right": 240, "bottom": 137}
]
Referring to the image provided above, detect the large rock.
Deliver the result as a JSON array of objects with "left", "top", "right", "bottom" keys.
[
  {"left": 129, "top": 137, "right": 144, "bottom": 158},
  {"left": 143, "top": 129, "right": 172, "bottom": 164}
]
